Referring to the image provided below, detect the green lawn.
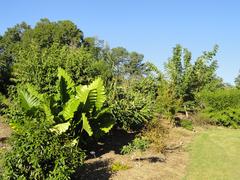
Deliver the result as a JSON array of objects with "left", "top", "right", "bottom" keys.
[{"left": 184, "top": 128, "right": 240, "bottom": 180}]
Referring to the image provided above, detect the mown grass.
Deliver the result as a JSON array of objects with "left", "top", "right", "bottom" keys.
[{"left": 184, "top": 128, "right": 240, "bottom": 180}]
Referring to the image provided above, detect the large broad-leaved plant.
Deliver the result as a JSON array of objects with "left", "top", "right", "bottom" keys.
[{"left": 17, "top": 67, "right": 114, "bottom": 142}]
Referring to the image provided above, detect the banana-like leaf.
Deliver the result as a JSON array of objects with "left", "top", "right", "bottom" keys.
[
  {"left": 82, "top": 113, "right": 93, "bottom": 136},
  {"left": 76, "top": 85, "right": 90, "bottom": 104},
  {"left": 50, "top": 121, "right": 70, "bottom": 134},
  {"left": 57, "top": 67, "right": 75, "bottom": 90},
  {"left": 84, "top": 89, "right": 97, "bottom": 113},
  {"left": 76, "top": 85, "right": 97, "bottom": 113},
  {"left": 89, "top": 78, "right": 106, "bottom": 110},
  {"left": 26, "top": 84, "right": 44, "bottom": 101},
  {"left": 42, "top": 96, "right": 54, "bottom": 124},
  {"left": 62, "top": 96, "right": 81, "bottom": 120},
  {"left": 19, "top": 90, "right": 40, "bottom": 112},
  {"left": 56, "top": 67, "right": 75, "bottom": 103},
  {"left": 96, "top": 108, "right": 115, "bottom": 133}
]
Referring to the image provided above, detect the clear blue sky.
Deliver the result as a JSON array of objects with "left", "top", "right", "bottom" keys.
[{"left": 1, "top": 0, "right": 240, "bottom": 84}]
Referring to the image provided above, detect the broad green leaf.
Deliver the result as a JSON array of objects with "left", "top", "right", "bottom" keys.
[
  {"left": 76, "top": 85, "right": 89, "bottom": 104},
  {"left": 50, "top": 122, "right": 70, "bottom": 134},
  {"left": 76, "top": 85, "right": 97, "bottom": 113},
  {"left": 82, "top": 113, "right": 93, "bottom": 136},
  {"left": 56, "top": 68, "right": 75, "bottom": 103},
  {"left": 99, "top": 118, "right": 115, "bottom": 133},
  {"left": 57, "top": 67, "right": 75, "bottom": 90},
  {"left": 19, "top": 90, "right": 40, "bottom": 111},
  {"left": 26, "top": 84, "right": 44, "bottom": 101},
  {"left": 62, "top": 96, "right": 81, "bottom": 120},
  {"left": 89, "top": 78, "right": 106, "bottom": 110}
]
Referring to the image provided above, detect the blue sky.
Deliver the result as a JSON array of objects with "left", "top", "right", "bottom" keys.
[{"left": 1, "top": 0, "right": 240, "bottom": 84}]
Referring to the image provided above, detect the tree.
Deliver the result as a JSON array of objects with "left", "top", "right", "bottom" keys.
[
  {"left": 163, "top": 44, "right": 222, "bottom": 116},
  {"left": 235, "top": 71, "right": 240, "bottom": 88},
  {"left": 0, "top": 22, "right": 30, "bottom": 94}
]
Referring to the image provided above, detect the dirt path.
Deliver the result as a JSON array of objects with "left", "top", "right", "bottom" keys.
[
  {"left": 77, "top": 127, "right": 197, "bottom": 180},
  {"left": 0, "top": 117, "right": 11, "bottom": 148}
]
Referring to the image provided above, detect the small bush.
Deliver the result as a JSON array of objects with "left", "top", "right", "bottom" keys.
[
  {"left": 192, "top": 113, "right": 216, "bottom": 126},
  {"left": 111, "top": 88, "right": 153, "bottom": 131},
  {"left": 121, "top": 137, "right": 150, "bottom": 155},
  {"left": 2, "top": 121, "right": 85, "bottom": 180},
  {"left": 179, "top": 119, "right": 193, "bottom": 131},
  {"left": 111, "top": 162, "right": 131, "bottom": 172},
  {"left": 142, "top": 119, "right": 167, "bottom": 152},
  {"left": 0, "top": 93, "right": 9, "bottom": 115}
]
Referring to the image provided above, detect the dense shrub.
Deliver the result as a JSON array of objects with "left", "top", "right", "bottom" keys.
[
  {"left": 197, "top": 88, "right": 240, "bottom": 127},
  {"left": 177, "top": 119, "right": 193, "bottom": 131},
  {"left": 142, "top": 119, "right": 167, "bottom": 152},
  {"left": 2, "top": 121, "right": 85, "bottom": 179},
  {"left": 110, "top": 78, "right": 156, "bottom": 131},
  {"left": 198, "top": 88, "right": 240, "bottom": 111},
  {"left": 205, "top": 108, "right": 240, "bottom": 128}
]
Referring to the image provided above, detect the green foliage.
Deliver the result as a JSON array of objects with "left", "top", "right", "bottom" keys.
[
  {"left": 178, "top": 119, "right": 193, "bottom": 131},
  {"left": 110, "top": 79, "right": 156, "bottom": 130},
  {"left": 121, "top": 137, "right": 150, "bottom": 155},
  {"left": 111, "top": 162, "right": 131, "bottom": 172},
  {"left": 12, "top": 43, "right": 110, "bottom": 94},
  {"left": 0, "top": 93, "right": 8, "bottom": 114},
  {"left": 234, "top": 71, "right": 240, "bottom": 88},
  {"left": 198, "top": 88, "right": 240, "bottom": 111},
  {"left": 162, "top": 44, "right": 222, "bottom": 117},
  {"left": 142, "top": 119, "right": 167, "bottom": 152},
  {"left": 15, "top": 68, "right": 114, "bottom": 143},
  {"left": 156, "top": 79, "right": 181, "bottom": 120},
  {"left": 203, "top": 108, "right": 240, "bottom": 128},
  {"left": 2, "top": 121, "right": 85, "bottom": 180},
  {"left": 197, "top": 88, "right": 240, "bottom": 128},
  {"left": 0, "top": 22, "right": 30, "bottom": 94}
]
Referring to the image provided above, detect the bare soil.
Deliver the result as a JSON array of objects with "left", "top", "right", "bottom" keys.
[
  {"left": 76, "top": 125, "right": 198, "bottom": 180},
  {"left": 0, "top": 116, "right": 11, "bottom": 148},
  {"left": 0, "top": 116, "right": 199, "bottom": 180}
]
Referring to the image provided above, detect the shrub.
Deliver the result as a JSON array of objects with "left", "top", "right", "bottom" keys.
[
  {"left": 111, "top": 162, "right": 131, "bottom": 172},
  {"left": 206, "top": 108, "right": 240, "bottom": 128},
  {"left": 142, "top": 119, "right": 167, "bottom": 152},
  {"left": 178, "top": 119, "right": 193, "bottom": 131},
  {"left": 197, "top": 88, "right": 240, "bottom": 111},
  {"left": 110, "top": 79, "right": 155, "bottom": 131},
  {"left": 2, "top": 121, "right": 85, "bottom": 179},
  {"left": 0, "top": 93, "right": 9, "bottom": 115},
  {"left": 197, "top": 88, "right": 240, "bottom": 128},
  {"left": 121, "top": 137, "right": 150, "bottom": 155}
]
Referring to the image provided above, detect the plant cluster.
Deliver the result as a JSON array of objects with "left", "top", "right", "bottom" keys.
[
  {"left": 2, "top": 121, "right": 85, "bottom": 180},
  {"left": 121, "top": 137, "right": 150, "bottom": 154},
  {"left": 198, "top": 88, "right": 240, "bottom": 128}
]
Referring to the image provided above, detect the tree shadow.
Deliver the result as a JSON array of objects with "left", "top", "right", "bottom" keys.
[
  {"left": 86, "top": 128, "right": 137, "bottom": 158},
  {"left": 73, "top": 158, "right": 113, "bottom": 180},
  {"left": 133, "top": 156, "right": 166, "bottom": 163}
]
